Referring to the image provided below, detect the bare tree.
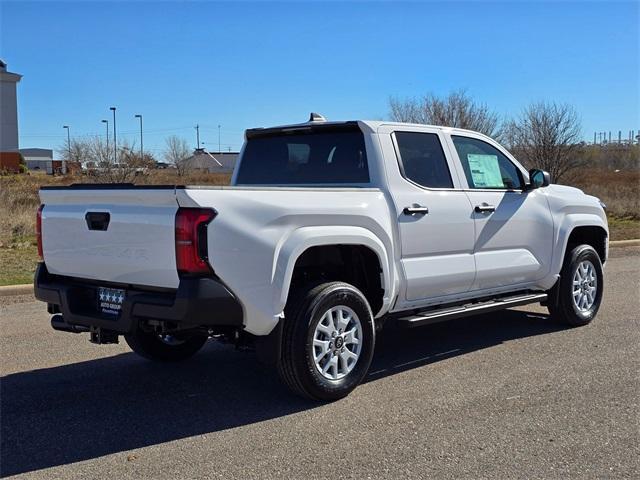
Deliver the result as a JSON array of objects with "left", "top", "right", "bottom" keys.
[
  {"left": 504, "top": 102, "right": 583, "bottom": 182},
  {"left": 57, "top": 138, "right": 92, "bottom": 172},
  {"left": 389, "top": 89, "right": 501, "bottom": 137},
  {"left": 99, "top": 138, "right": 151, "bottom": 182},
  {"left": 87, "top": 135, "right": 111, "bottom": 166},
  {"left": 58, "top": 136, "right": 149, "bottom": 182},
  {"left": 164, "top": 136, "right": 193, "bottom": 176}
]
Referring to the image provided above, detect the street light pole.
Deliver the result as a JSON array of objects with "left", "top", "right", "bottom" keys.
[
  {"left": 195, "top": 124, "right": 200, "bottom": 150},
  {"left": 63, "top": 125, "right": 71, "bottom": 161},
  {"left": 109, "top": 107, "right": 117, "bottom": 162},
  {"left": 134, "top": 114, "right": 143, "bottom": 160},
  {"left": 101, "top": 119, "right": 109, "bottom": 154},
  {"left": 218, "top": 124, "right": 221, "bottom": 153}
]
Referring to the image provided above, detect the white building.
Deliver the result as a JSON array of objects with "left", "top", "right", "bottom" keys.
[
  {"left": 19, "top": 148, "right": 66, "bottom": 174},
  {"left": 0, "top": 59, "right": 22, "bottom": 153}
]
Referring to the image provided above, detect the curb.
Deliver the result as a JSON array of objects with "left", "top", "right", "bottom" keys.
[
  {"left": 0, "top": 283, "right": 34, "bottom": 297},
  {"left": 609, "top": 239, "right": 640, "bottom": 247},
  {"left": 1, "top": 240, "right": 638, "bottom": 297}
]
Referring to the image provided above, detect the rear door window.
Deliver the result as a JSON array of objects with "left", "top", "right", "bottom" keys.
[
  {"left": 394, "top": 132, "right": 453, "bottom": 188},
  {"left": 236, "top": 127, "right": 369, "bottom": 185}
]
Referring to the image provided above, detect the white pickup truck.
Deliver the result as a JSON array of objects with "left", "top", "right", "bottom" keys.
[{"left": 35, "top": 114, "right": 608, "bottom": 400}]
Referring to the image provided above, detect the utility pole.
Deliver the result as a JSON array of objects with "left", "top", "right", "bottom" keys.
[
  {"left": 101, "top": 119, "right": 109, "bottom": 153},
  {"left": 63, "top": 125, "right": 71, "bottom": 161},
  {"left": 135, "top": 114, "right": 143, "bottom": 160},
  {"left": 218, "top": 124, "right": 221, "bottom": 153},
  {"left": 195, "top": 124, "right": 200, "bottom": 150},
  {"left": 618, "top": 130, "right": 622, "bottom": 144},
  {"left": 593, "top": 132, "right": 596, "bottom": 144},
  {"left": 110, "top": 107, "right": 117, "bottom": 162}
]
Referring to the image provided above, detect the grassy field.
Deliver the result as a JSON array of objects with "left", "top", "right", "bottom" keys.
[
  {"left": 0, "top": 171, "right": 231, "bottom": 285},
  {"left": 1, "top": 169, "right": 638, "bottom": 285},
  {"left": 569, "top": 168, "right": 640, "bottom": 241}
]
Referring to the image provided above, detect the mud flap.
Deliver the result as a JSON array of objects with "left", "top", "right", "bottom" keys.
[{"left": 255, "top": 318, "right": 284, "bottom": 367}]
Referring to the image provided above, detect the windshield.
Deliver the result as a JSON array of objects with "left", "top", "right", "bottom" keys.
[{"left": 235, "top": 126, "right": 369, "bottom": 185}]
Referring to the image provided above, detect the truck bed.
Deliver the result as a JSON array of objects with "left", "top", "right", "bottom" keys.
[{"left": 39, "top": 184, "right": 388, "bottom": 292}]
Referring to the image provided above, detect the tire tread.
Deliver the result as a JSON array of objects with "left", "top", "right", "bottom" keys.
[
  {"left": 277, "top": 282, "right": 334, "bottom": 399},
  {"left": 277, "top": 281, "right": 374, "bottom": 400},
  {"left": 548, "top": 244, "right": 603, "bottom": 327}
]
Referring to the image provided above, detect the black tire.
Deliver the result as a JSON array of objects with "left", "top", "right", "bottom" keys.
[
  {"left": 548, "top": 244, "right": 604, "bottom": 327},
  {"left": 278, "top": 281, "right": 376, "bottom": 401},
  {"left": 125, "top": 330, "right": 208, "bottom": 362}
]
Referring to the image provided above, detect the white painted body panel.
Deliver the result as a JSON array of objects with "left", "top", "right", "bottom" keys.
[
  {"left": 177, "top": 187, "right": 396, "bottom": 335},
  {"left": 464, "top": 189, "right": 554, "bottom": 290},
  {"left": 375, "top": 125, "right": 476, "bottom": 306},
  {"left": 39, "top": 120, "right": 608, "bottom": 336},
  {"left": 39, "top": 189, "right": 181, "bottom": 288},
  {"left": 440, "top": 129, "right": 555, "bottom": 291},
  {"left": 544, "top": 184, "right": 609, "bottom": 277}
]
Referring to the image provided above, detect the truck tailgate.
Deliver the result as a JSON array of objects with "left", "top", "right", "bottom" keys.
[{"left": 39, "top": 186, "right": 180, "bottom": 289}]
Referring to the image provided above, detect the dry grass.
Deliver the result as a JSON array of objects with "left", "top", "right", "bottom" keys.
[
  {"left": 0, "top": 243, "right": 38, "bottom": 285},
  {"left": 0, "top": 170, "right": 230, "bottom": 245},
  {"left": 0, "top": 168, "right": 638, "bottom": 285},
  {"left": 0, "top": 174, "right": 47, "bottom": 248},
  {"left": 0, "top": 171, "right": 231, "bottom": 285},
  {"left": 568, "top": 168, "right": 640, "bottom": 220},
  {"left": 607, "top": 217, "right": 640, "bottom": 241},
  {"left": 568, "top": 168, "right": 640, "bottom": 240}
]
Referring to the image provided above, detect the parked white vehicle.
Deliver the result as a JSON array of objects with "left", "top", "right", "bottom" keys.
[{"left": 35, "top": 114, "right": 608, "bottom": 400}]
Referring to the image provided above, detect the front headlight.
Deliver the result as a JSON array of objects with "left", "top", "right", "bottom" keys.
[{"left": 599, "top": 199, "right": 607, "bottom": 211}]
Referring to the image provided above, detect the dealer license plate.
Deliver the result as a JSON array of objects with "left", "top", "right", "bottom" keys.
[{"left": 98, "top": 287, "right": 126, "bottom": 316}]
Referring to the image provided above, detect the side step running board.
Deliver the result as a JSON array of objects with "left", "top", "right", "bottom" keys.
[{"left": 396, "top": 293, "right": 548, "bottom": 328}]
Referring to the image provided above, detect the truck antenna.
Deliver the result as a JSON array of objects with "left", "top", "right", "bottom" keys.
[{"left": 309, "top": 112, "right": 327, "bottom": 122}]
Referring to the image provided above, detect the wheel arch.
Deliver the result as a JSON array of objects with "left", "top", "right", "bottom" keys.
[
  {"left": 273, "top": 226, "right": 394, "bottom": 318},
  {"left": 563, "top": 224, "right": 609, "bottom": 264},
  {"left": 551, "top": 213, "right": 608, "bottom": 278}
]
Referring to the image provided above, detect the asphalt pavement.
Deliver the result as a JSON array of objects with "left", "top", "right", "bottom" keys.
[{"left": 1, "top": 247, "right": 639, "bottom": 479}]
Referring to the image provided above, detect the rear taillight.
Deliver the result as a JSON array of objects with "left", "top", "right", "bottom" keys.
[
  {"left": 175, "top": 208, "right": 216, "bottom": 276},
  {"left": 36, "top": 204, "right": 44, "bottom": 260}
]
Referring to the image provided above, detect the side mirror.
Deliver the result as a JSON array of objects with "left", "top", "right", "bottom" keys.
[{"left": 527, "top": 169, "right": 551, "bottom": 190}]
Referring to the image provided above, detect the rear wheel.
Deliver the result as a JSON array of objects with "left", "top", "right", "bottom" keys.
[
  {"left": 278, "top": 281, "right": 376, "bottom": 401},
  {"left": 548, "top": 244, "right": 604, "bottom": 326},
  {"left": 125, "top": 330, "right": 208, "bottom": 362}
]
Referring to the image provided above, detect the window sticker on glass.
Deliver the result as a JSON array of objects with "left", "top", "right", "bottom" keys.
[{"left": 467, "top": 154, "right": 504, "bottom": 188}]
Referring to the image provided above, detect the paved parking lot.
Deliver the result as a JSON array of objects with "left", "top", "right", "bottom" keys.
[{"left": 1, "top": 247, "right": 638, "bottom": 479}]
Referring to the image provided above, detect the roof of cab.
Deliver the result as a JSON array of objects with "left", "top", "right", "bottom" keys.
[{"left": 244, "top": 115, "right": 487, "bottom": 139}]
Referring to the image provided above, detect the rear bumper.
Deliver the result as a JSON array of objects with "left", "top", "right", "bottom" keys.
[{"left": 34, "top": 263, "right": 243, "bottom": 333}]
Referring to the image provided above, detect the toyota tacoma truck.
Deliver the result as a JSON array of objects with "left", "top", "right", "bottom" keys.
[{"left": 34, "top": 114, "right": 608, "bottom": 401}]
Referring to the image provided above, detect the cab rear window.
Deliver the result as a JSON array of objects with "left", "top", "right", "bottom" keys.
[{"left": 236, "top": 126, "right": 369, "bottom": 185}]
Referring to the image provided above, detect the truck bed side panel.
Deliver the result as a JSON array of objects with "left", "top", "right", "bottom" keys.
[{"left": 176, "top": 187, "right": 396, "bottom": 335}]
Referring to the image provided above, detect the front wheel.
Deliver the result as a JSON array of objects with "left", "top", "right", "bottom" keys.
[
  {"left": 548, "top": 244, "right": 604, "bottom": 326},
  {"left": 278, "top": 282, "right": 376, "bottom": 401},
  {"left": 125, "top": 330, "right": 208, "bottom": 362}
]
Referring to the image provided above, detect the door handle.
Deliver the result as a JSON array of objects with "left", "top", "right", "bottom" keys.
[
  {"left": 474, "top": 204, "right": 496, "bottom": 214},
  {"left": 403, "top": 205, "right": 429, "bottom": 215},
  {"left": 85, "top": 212, "right": 111, "bottom": 231}
]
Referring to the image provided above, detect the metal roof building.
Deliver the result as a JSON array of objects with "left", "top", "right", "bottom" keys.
[{"left": 186, "top": 150, "right": 238, "bottom": 173}]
